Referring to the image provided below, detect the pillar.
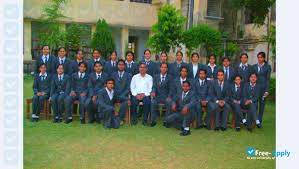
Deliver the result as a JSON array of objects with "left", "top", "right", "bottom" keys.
[{"left": 24, "top": 20, "right": 32, "bottom": 60}]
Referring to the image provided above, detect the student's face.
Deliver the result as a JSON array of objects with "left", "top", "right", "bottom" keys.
[
  {"left": 58, "top": 49, "right": 66, "bottom": 58},
  {"left": 250, "top": 75, "right": 257, "bottom": 83},
  {"left": 240, "top": 55, "right": 248, "bottom": 64},
  {"left": 160, "top": 54, "right": 167, "bottom": 63},
  {"left": 93, "top": 51, "right": 100, "bottom": 59},
  {"left": 223, "top": 59, "right": 230, "bottom": 67},
  {"left": 57, "top": 66, "right": 64, "bottom": 74},
  {"left": 182, "top": 83, "right": 190, "bottom": 92},
  {"left": 118, "top": 62, "right": 125, "bottom": 71},
  {"left": 106, "top": 81, "right": 114, "bottom": 90},
  {"left": 217, "top": 72, "right": 224, "bottom": 81},
  {"left": 144, "top": 51, "right": 151, "bottom": 60},
  {"left": 235, "top": 77, "right": 241, "bottom": 85},
  {"left": 191, "top": 55, "right": 199, "bottom": 63},
  {"left": 257, "top": 55, "right": 265, "bottom": 63},
  {"left": 79, "top": 64, "right": 86, "bottom": 73},
  {"left": 199, "top": 71, "right": 206, "bottom": 80},
  {"left": 110, "top": 52, "right": 117, "bottom": 61},
  {"left": 209, "top": 56, "right": 216, "bottom": 64},
  {"left": 94, "top": 64, "right": 102, "bottom": 72},
  {"left": 176, "top": 52, "right": 183, "bottom": 61},
  {"left": 39, "top": 65, "right": 46, "bottom": 74},
  {"left": 126, "top": 54, "right": 133, "bottom": 62},
  {"left": 180, "top": 68, "right": 188, "bottom": 78},
  {"left": 139, "top": 64, "right": 147, "bottom": 74},
  {"left": 76, "top": 51, "right": 83, "bottom": 60},
  {"left": 42, "top": 46, "right": 50, "bottom": 55},
  {"left": 160, "top": 64, "right": 168, "bottom": 74}
]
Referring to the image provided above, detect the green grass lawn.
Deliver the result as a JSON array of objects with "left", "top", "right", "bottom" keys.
[{"left": 24, "top": 76, "right": 275, "bottom": 169}]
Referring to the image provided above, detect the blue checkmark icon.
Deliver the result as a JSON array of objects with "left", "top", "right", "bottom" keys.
[{"left": 247, "top": 147, "right": 255, "bottom": 156}]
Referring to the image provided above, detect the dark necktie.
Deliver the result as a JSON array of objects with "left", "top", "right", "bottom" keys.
[
  {"left": 146, "top": 61, "right": 149, "bottom": 66},
  {"left": 97, "top": 74, "right": 101, "bottom": 79},
  {"left": 161, "top": 76, "right": 165, "bottom": 83},
  {"left": 128, "top": 63, "right": 131, "bottom": 69},
  {"left": 182, "top": 92, "right": 187, "bottom": 100},
  {"left": 80, "top": 73, "right": 83, "bottom": 79},
  {"left": 225, "top": 67, "right": 229, "bottom": 80},
  {"left": 119, "top": 72, "right": 123, "bottom": 79},
  {"left": 59, "top": 75, "right": 62, "bottom": 81},
  {"left": 242, "top": 65, "right": 246, "bottom": 71},
  {"left": 41, "top": 75, "right": 45, "bottom": 81}
]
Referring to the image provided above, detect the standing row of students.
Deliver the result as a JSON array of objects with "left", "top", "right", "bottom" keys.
[{"left": 31, "top": 46, "right": 271, "bottom": 136}]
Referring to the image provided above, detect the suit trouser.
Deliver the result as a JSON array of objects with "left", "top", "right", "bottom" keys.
[
  {"left": 131, "top": 96, "right": 151, "bottom": 122},
  {"left": 205, "top": 102, "right": 216, "bottom": 129},
  {"left": 85, "top": 97, "right": 102, "bottom": 123},
  {"left": 195, "top": 101, "right": 209, "bottom": 127},
  {"left": 32, "top": 95, "right": 49, "bottom": 118},
  {"left": 243, "top": 102, "right": 258, "bottom": 129},
  {"left": 117, "top": 99, "right": 128, "bottom": 121},
  {"left": 150, "top": 97, "right": 172, "bottom": 122},
  {"left": 51, "top": 93, "right": 66, "bottom": 119},
  {"left": 165, "top": 111, "right": 192, "bottom": 129},
  {"left": 230, "top": 102, "right": 243, "bottom": 128},
  {"left": 209, "top": 103, "right": 230, "bottom": 128},
  {"left": 258, "top": 97, "right": 266, "bottom": 124},
  {"left": 65, "top": 94, "right": 87, "bottom": 119},
  {"left": 100, "top": 105, "right": 120, "bottom": 129}
]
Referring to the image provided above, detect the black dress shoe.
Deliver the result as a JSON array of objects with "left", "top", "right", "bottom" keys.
[
  {"left": 247, "top": 128, "right": 253, "bottom": 132},
  {"left": 31, "top": 118, "right": 36, "bottom": 122},
  {"left": 257, "top": 124, "right": 262, "bottom": 128},
  {"left": 221, "top": 127, "right": 227, "bottom": 131},
  {"left": 142, "top": 121, "right": 147, "bottom": 126},
  {"left": 58, "top": 119, "right": 63, "bottom": 123},
  {"left": 235, "top": 127, "right": 241, "bottom": 132},
  {"left": 65, "top": 119, "right": 73, "bottom": 124},
  {"left": 163, "top": 122, "right": 170, "bottom": 128},
  {"left": 214, "top": 127, "right": 220, "bottom": 131},
  {"left": 195, "top": 125, "right": 204, "bottom": 129},
  {"left": 80, "top": 119, "right": 85, "bottom": 124},
  {"left": 180, "top": 130, "right": 191, "bottom": 136},
  {"left": 53, "top": 119, "right": 58, "bottom": 123},
  {"left": 150, "top": 122, "right": 157, "bottom": 127},
  {"left": 243, "top": 122, "right": 248, "bottom": 126}
]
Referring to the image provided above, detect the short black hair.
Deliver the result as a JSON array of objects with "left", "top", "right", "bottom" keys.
[
  {"left": 208, "top": 54, "right": 216, "bottom": 59},
  {"left": 160, "top": 62, "right": 168, "bottom": 68},
  {"left": 79, "top": 62, "right": 87, "bottom": 68},
  {"left": 93, "top": 49, "right": 101, "bottom": 54},
  {"left": 144, "top": 49, "right": 151, "bottom": 54},
  {"left": 117, "top": 59, "right": 125, "bottom": 65},
  {"left": 234, "top": 74, "right": 242, "bottom": 80},
  {"left": 257, "top": 52, "right": 266, "bottom": 58},
  {"left": 139, "top": 62, "right": 147, "bottom": 68},
  {"left": 176, "top": 51, "right": 183, "bottom": 56},
  {"left": 126, "top": 51, "right": 134, "bottom": 57},
  {"left": 76, "top": 49, "right": 83, "bottom": 54},
  {"left": 182, "top": 80, "right": 191, "bottom": 86},
  {"left": 39, "top": 63, "right": 47, "bottom": 68},
  {"left": 249, "top": 72, "right": 258, "bottom": 78},
  {"left": 56, "top": 64, "right": 64, "bottom": 69},
  {"left": 41, "top": 45, "right": 49, "bottom": 50},
  {"left": 217, "top": 69, "right": 225, "bottom": 74},
  {"left": 111, "top": 50, "right": 117, "bottom": 56},
  {"left": 191, "top": 52, "right": 199, "bottom": 58},
  {"left": 106, "top": 78, "right": 115, "bottom": 84},
  {"left": 160, "top": 51, "right": 168, "bottom": 56},
  {"left": 180, "top": 66, "right": 188, "bottom": 72},
  {"left": 198, "top": 68, "right": 207, "bottom": 74},
  {"left": 222, "top": 56, "right": 230, "bottom": 62},
  {"left": 93, "top": 61, "right": 102, "bottom": 67},
  {"left": 58, "top": 47, "right": 66, "bottom": 52},
  {"left": 240, "top": 53, "right": 248, "bottom": 59}
]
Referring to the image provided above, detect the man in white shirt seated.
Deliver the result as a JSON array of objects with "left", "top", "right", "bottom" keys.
[{"left": 130, "top": 63, "right": 153, "bottom": 125}]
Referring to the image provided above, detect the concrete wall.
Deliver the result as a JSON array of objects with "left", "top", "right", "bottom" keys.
[{"left": 24, "top": 0, "right": 159, "bottom": 29}]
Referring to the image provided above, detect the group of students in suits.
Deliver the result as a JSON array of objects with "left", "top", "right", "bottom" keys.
[{"left": 31, "top": 45, "right": 271, "bottom": 136}]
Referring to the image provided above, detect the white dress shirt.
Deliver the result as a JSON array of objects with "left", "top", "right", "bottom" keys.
[
  {"left": 105, "top": 87, "right": 114, "bottom": 100},
  {"left": 130, "top": 73, "right": 153, "bottom": 96},
  {"left": 125, "top": 60, "right": 134, "bottom": 68},
  {"left": 58, "top": 74, "right": 64, "bottom": 81},
  {"left": 39, "top": 72, "right": 47, "bottom": 80},
  {"left": 192, "top": 64, "right": 198, "bottom": 78},
  {"left": 78, "top": 72, "right": 85, "bottom": 78},
  {"left": 59, "top": 57, "right": 66, "bottom": 64},
  {"left": 42, "top": 54, "right": 49, "bottom": 63},
  {"left": 208, "top": 63, "right": 216, "bottom": 73},
  {"left": 180, "top": 77, "right": 187, "bottom": 85}
]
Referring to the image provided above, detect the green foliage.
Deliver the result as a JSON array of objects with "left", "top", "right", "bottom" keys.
[
  {"left": 265, "top": 25, "right": 276, "bottom": 59},
  {"left": 147, "top": 4, "right": 186, "bottom": 53},
  {"left": 269, "top": 77, "right": 276, "bottom": 101},
  {"left": 182, "top": 24, "right": 222, "bottom": 56},
  {"left": 65, "top": 24, "right": 87, "bottom": 50},
  {"left": 91, "top": 19, "right": 115, "bottom": 59},
  {"left": 225, "top": 42, "right": 241, "bottom": 57},
  {"left": 229, "top": 0, "right": 275, "bottom": 25},
  {"left": 39, "top": 0, "right": 68, "bottom": 52}
]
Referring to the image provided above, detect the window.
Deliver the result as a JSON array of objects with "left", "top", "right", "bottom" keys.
[
  {"left": 244, "top": 9, "right": 254, "bottom": 24},
  {"left": 31, "top": 21, "right": 45, "bottom": 60},
  {"left": 206, "top": 0, "right": 222, "bottom": 18},
  {"left": 130, "top": 0, "right": 152, "bottom": 4}
]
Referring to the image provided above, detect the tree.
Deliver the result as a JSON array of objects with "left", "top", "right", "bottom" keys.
[
  {"left": 65, "top": 23, "right": 87, "bottom": 51},
  {"left": 39, "top": 0, "right": 68, "bottom": 53},
  {"left": 182, "top": 24, "right": 222, "bottom": 56},
  {"left": 147, "top": 4, "right": 186, "bottom": 53},
  {"left": 91, "top": 19, "right": 115, "bottom": 59},
  {"left": 228, "top": 0, "right": 275, "bottom": 25},
  {"left": 264, "top": 25, "right": 276, "bottom": 59}
]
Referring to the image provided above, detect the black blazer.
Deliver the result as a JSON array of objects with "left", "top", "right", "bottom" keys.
[
  {"left": 125, "top": 62, "right": 138, "bottom": 75},
  {"left": 70, "top": 72, "right": 89, "bottom": 94},
  {"left": 87, "top": 72, "right": 108, "bottom": 97},
  {"left": 152, "top": 74, "right": 173, "bottom": 99},
  {"left": 33, "top": 74, "right": 52, "bottom": 96},
  {"left": 35, "top": 55, "right": 56, "bottom": 75},
  {"left": 208, "top": 80, "right": 230, "bottom": 103},
  {"left": 53, "top": 57, "right": 72, "bottom": 76},
  {"left": 169, "top": 61, "right": 188, "bottom": 78},
  {"left": 111, "top": 71, "right": 132, "bottom": 100},
  {"left": 50, "top": 74, "right": 71, "bottom": 96}
]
